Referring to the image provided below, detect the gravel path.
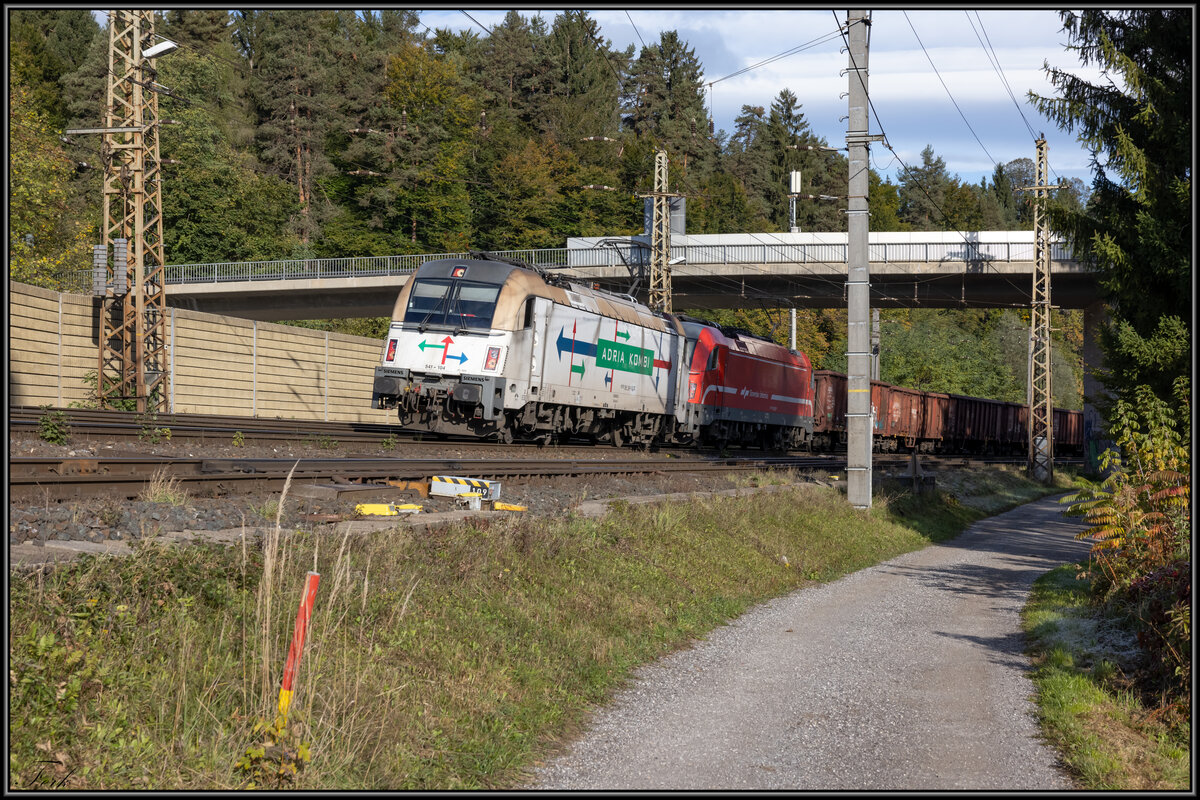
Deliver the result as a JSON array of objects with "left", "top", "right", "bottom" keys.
[{"left": 528, "top": 494, "right": 1091, "bottom": 791}]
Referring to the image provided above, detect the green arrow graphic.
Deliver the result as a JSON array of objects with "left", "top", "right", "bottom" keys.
[
  {"left": 570, "top": 363, "right": 585, "bottom": 378},
  {"left": 615, "top": 330, "right": 630, "bottom": 341},
  {"left": 418, "top": 340, "right": 446, "bottom": 351}
]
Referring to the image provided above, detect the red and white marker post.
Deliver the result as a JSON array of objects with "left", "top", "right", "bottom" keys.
[{"left": 277, "top": 571, "right": 320, "bottom": 726}]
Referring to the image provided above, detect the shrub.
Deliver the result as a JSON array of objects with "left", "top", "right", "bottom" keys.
[
  {"left": 38, "top": 406, "right": 69, "bottom": 445},
  {"left": 1124, "top": 560, "right": 1190, "bottom": 697},
  {"left": 1062, "top": 380, "right": 1190, "bottom": 704}
]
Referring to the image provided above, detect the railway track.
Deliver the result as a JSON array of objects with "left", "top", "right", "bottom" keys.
[
  {"left": 9, "top": 449, "right": 1073, "bottom": 503},
  {"left": 8, "top": 453, "right": 837, "bottom": 502},
  {"left": 11, "top": 407, "right": 1079, "bottom": 502},
  {"left": 9, "top": 406, "right": 430, "bottom": 448}
]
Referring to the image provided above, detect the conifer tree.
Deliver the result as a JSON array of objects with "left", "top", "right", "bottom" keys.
[
  {"left": 1030, "top": 9, "right": 1190, "bottom": 409},
  {"left": 897, "top": 145, "right": 955, "bottom": 230},
  {"left": 9, "top": 9, "right": 99, "bottom": 128},
  {"left": 251, "top": 10, "right": 339, "bottom": 248},
  {"left": 157, "top": 50, "right": 300, "bottom": 263},
  {"left": 162, "top": 9, "right": 229, "bottom": 50},
  {"left": 475, "top": 11, "right": 548, "bottom": 132},
  {"left": 622, "top": 30, "right": 717, "bottom": 199},
  {"left": 538, "top": 11, "right": 627, "bottom": 145}
]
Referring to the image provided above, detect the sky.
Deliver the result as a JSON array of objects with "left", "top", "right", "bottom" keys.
[{"left": 417, "top": 8, "right": 1106, "bottom": 189}]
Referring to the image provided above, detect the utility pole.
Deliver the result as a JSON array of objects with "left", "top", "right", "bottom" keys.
[
  {"left": 644, "top": 150, "right": 682, "bottom": 313},
  {"left": 71, "top": 11, "right": 172, "bottom": 412},
  {"left": 1018, "top": 139, "right": 1062, "bottom": 483},
  {"left": 845, "top": 10, "right": 883, "bottom": 509}
]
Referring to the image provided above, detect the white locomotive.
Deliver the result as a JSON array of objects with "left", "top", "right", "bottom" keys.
[{"left": 371, "top": 254, "right": 815, "bottom": 448}]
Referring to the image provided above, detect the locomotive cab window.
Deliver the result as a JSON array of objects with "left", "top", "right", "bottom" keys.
[{"left": 404, "top": 278, "right": 501, "bottom": 332}]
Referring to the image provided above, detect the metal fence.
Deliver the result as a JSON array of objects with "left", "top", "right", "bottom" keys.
[{"left": 58, "top": 239, "right": 1074, "bottom": 290}]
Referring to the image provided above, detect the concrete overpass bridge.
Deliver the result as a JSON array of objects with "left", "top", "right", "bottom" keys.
[{"left": 161, "top": 231, "right": 1098, "bottom": 321}]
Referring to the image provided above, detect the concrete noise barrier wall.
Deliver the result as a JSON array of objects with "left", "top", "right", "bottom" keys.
[{"left": 8, "top": 279, "right": 394, "bottom": 423}]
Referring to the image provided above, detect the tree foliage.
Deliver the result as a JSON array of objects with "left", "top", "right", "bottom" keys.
[
  {"left": 8, "top": 74, "right": 95, "bottom": 289},
  {"left": 9, "top": 8, "right": 1092, "bottom": 390},
  {"left": 8, "top": 9, "right": 99, "bottom": 128},
  {"left": 1030, "top": 10, "right": 1191, "bottom": 411}
]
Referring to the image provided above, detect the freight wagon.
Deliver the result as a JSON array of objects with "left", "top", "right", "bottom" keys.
[{"left": 812, "top": 370, "right": 1083, "bottom": 456}]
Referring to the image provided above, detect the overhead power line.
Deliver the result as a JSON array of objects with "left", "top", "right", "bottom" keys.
[
  {"left": 459, "top": 10, "right": 492, "bottom": 37},
  {"left": 625, "top": 10, "right": 647, "bottom": 51},
  {"left": 964, "top": 11, "right": 1067, "bottom": 185},
  {"left": 830, "top": 11, "right": 1041, "bottom": 308},
  {"left": 707, "top": 28, "right": 844, "bottom": 87},
  {"left": 902, "top": 11, "right": 999, "bottom": 168},
  {"left": 965, "top": 11, "right": 1039, "bottom": 141}
]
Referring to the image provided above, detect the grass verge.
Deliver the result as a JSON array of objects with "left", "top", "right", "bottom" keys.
[
  {"left": 1022, "top": 564, "right": 1191, "bottom": 790},
  {"left": 8, "top": 465, "right": 1077, "bottom": 790}
]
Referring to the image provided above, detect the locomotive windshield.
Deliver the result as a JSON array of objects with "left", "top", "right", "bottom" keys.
[{"left": 404, "top": 278, "right": 501, "bottom": 332}]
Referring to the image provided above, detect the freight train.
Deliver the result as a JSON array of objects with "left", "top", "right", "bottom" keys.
[
  {"left": 371, "top": 254, "right": 1083, "bottom": 456},
  {"left": 811, "top": 370, "right": 1083, "bottom": 456}
]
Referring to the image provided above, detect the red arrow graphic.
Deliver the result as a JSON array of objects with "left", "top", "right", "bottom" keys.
[{"left": 569, "top": 321, "right": 577, "bottom": 385}]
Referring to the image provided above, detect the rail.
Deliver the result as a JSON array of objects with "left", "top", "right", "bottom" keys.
[{"left": 54, "top": 239, "right": 1076, "bottom": 291}]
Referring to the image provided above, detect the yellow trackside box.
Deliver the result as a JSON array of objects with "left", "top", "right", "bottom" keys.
[
  {"left": 429, "top": 476, "right": 501, "bottom": 501},
  {"left": 355, "top": 503, "right": 422, "bottom": 516}
]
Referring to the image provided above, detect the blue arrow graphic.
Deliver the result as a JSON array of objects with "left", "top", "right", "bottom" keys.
[
  {"left": 556, "top": 327, "right": 597, "bottom": 360},
  {"left": 604, "top": 372, "right": 613, "bottom": 388},
  {"left": 445, "top": 352, "right": 467, "bottom": 365}
]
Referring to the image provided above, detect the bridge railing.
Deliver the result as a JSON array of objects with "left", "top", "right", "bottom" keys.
[{"left": 56, "top": 239, "right": 1074, "bottom": 289}]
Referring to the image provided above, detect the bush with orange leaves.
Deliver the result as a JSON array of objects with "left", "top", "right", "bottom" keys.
[{"left": 1062, "top": 379, "right": 1190, "bottom": 706}]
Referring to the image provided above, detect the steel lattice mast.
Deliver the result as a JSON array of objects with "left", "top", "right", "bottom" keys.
[
  {"left": 647, "top": 150, "right": 674, "bottom": 314},
  {"left": 98, "top": 10, "right": 168, "bottom": 412},
  {"left": 1019, "top": 138, "right": 1060, "bottom": 482}
]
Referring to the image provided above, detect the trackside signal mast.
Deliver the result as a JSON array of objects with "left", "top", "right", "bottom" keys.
[
  {"left": 70, "top": 11, "right": 172, "bottom": 412},
  {"left": 1018, "top": 139, "right": 1061, "bottom": 483},
  {"left": 642, "top": 150, "right": 683, "bottom": 313}
]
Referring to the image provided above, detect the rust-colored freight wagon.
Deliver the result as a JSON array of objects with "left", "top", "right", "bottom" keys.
[
  {"left": 877, "top": 383, "right": 924, "bottom": 452},
  {"left": 920, "top": 392, "right": 952, "bottom": 452},
  {"left": 811, "top": 369, "right": 1084, "bottom": 457},
  {"left": 945, "top": 394, "right": 1009, "bottom": 454},
  {"left": 999, "top": 400, "right": 1027, "bottom": 454},
  {"left": 1054, "top": 408, "right": 1084, "bottom": 455},
  {"left": 812, "top": 370, "right": 847, "bottom": 450}
]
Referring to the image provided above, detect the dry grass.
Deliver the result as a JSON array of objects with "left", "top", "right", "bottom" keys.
[
  {"left": 137, "top": 467, "right": 190, "bottom": 506},
  {"left": 9, "top": 466, "right": 1087, "bottom": 790}
]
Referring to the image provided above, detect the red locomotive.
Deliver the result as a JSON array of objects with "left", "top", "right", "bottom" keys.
[{"left": 681, "top": 321, "right": 815, "bottom": 450}]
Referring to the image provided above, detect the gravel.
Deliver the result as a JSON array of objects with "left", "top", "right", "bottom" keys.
[
  {"left": 526, "top": 494, "right": 1092, "bottom": 791},
  {"left": 8, "top": 432, "right": 752, "bottom": 546}
]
